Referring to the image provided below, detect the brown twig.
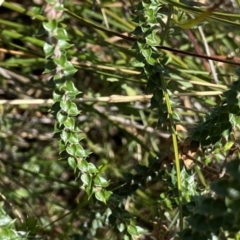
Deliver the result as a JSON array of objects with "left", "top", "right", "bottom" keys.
[
  {"left": 185, "top": 153, "right": 228, "bottom": 177},
  {"left": 157, "top": 46, "right": 240, "bottom": 66}
]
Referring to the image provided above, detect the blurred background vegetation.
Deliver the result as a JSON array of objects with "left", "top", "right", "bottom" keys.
[{"left": 0, "top": 0, "right": 240, "bottom": 239}]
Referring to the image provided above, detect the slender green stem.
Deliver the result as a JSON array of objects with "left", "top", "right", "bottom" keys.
[
  {"left": 159, "top": 4, "right": 183, "bottom": 230},
  {"left": 160, "top": 73, "right": 183, "bottom": 231},
  {"left": 2, "top": 1, "right": 45, "bottom": 21},
  {"left": 1, "top": 29, "right": 45, "bottom": 47},
  {"left": 0, "top": 19, "right": 27, "bottom": 30}
]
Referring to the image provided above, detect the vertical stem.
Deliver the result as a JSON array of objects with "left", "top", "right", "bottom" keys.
[{"left": 160, "top": 73, "right": 183, "bottom": 231}]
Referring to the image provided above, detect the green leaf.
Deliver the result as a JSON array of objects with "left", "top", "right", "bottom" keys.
[
  {"left": 68, "top": 157, "right": 77, "bottom": 169},
  {"left": 58, "top": 40, "right": 73, "bottom": 49},
  {"left": 117, "top": 223, "right": 125, "bottom": 232},
  {"left": 145, "top": 9, "right": 158, "bottom": 24},
  {"left": 56, "top": 112, "right": 67, "bottom": 125},
  {"left": 60, "top": 130, "right": 70, "bottom": 143},
  {"left": 63, "top": 61, "right": 77, "bottom": 77},
  {"left": 131, "top": 59, "right": 145, "bottom": 67},
  {"left": 56, "top": 28, "right": 68, "bottom": 40},
  {"left": 127, "top": 224, "right": 138, "bottom": 235},
  {"left": 63, "top": 117, "right": 75, "bottom": 130},
  {"left": 95, "top": 189, "right": 112, "bottom": 203},
  {"left": 135, "top": 225, "right": 147, "bottom": 234},
  {"left": 67, "top": 102, "right": 79, "bottom": 116},
  {"left": 88, "top": 163, "right": 98, "bottom": 174},
  {"left": 62, "top": 81, "right": 81, "bottom": 97},
  {"left": 53, "top": 123, "right": 63, "bottom": 136},
  {"left": 141, "top": 47, "right": 152, "bottom": 59},
  {"left": 77, "top": 159, "right": 89, "bottom": 172},
  {"left": 223, "top": 141, "right": 234, "bottom": 152},
  {"left": 61, "top": 131, "right": 79, "bottom": 144},
  {"left": 60, "top": 100, "right": 79, "bottom": 116},
  {"left": 106, "top": 77, "right": 119, "bottom": 82},
  {"left": 68, "top": 132, "right": 79, "bottom": 144},
  {"left": 173, "top": 112, "right": 181, "bottom": 122},
  {"left": 53, "top": 90, "right": 62, "bottom": 102},
  {"left": 66, "top": 144, "right": 86, "bottom": 157},
  {"left": 58, "top": 140, "right": 66, "bottom": 153},
  {"left": 146, "top": 55, "right": 156, "bottom": 65},
  {"left": 94, "top": 175, "right": 109, "bottom": 187},
  {"left": 81, "top": 173, "right": 92, "bottom": 188},
  {"left": 43, "top": 43, "right": 54, "bottom": 58},
  {"left": 44, "top": 60, "right": 56, "bottom": 73},
  {"left": 53, "top": 55, "right": 67, "bottom": 67},
  {"left": 92, "top": 219, "right": 102, "bottom": 229},
  {"left": 123, "top": 235, "right": 131, "bottom": 240},
  {"left": 145, "top": 30, "right": 160, "bottom": 46},
  {"left": 0, "top": 215, "right": 14, "bottom": 228},
  {"left": 131, "top": 26, "right": 142, "bottom": 35},
  {"left": 43, "top": 20, "right": 57, "bottom": 32},
  {"left": 137, "top": 38, "right": 146, "bottom": 49}
]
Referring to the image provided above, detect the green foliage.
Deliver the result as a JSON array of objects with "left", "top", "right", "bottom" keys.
[
  {"left": 42, "top": 1, "right": 152, "bottom": 239},
  {"left": 131, "top": 0, "right": 169, "bottom": 123},
  {"left": 131, "top": 0, "right": 187, "bottom": 231},
  {"left": 179, "top": 159, "right": 240, "bottom": 239},
  {"left": 192, "top": 77, "right": 240, "bottom": 147},
  {"left": 43, "top": 0, "right": 113, "bottom": 205},
  {"left": 0, "top": 202, "right": 27, "bottom": 239},
  {"left": 0, "top": 0, "right": 240, "bottom": 239}
]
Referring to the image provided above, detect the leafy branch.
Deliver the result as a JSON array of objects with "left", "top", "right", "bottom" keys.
[
  {"left": 191, "top": 76, "right": 240, "bottom": 147},
  {"left": 42, "top": 0, "right": 111, "bottom": 202},
  {"left": 131, "top": 0, "right": 183, "bottom": 230}
]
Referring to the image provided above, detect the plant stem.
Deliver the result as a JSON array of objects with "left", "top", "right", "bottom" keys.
[{"left": 160, "top": 73, "right": 183, "bottom": 231}]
